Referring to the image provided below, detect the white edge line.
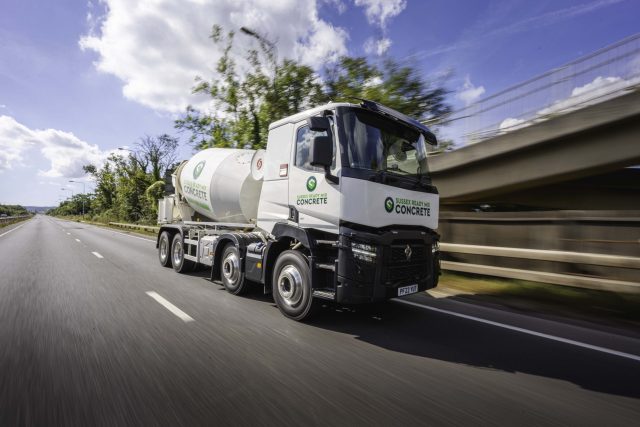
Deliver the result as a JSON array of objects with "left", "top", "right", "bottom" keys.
[
  {"left": 394, "top": 299, "right": 640, "bottom": 362},
  {"left": 92, "top": 252, "right": 104, "bottom": 259},
  {"left": 146, "top": 291, "right": 194, "bottom": 322},
  {"left": 0, "top": 223, "right": 25, "bottom": 238},
  {"left": 54, "top": 218, "right": 155, "bottom": 242},
  {"left": 110, "top": 230, "right": 155, "bottom": 242}
]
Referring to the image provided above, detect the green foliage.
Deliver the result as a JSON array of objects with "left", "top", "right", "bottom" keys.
[
  {"left": 0, "top": 204, "right": 28, "bottom": 216},
  {"left": 324, "top": 57, "right": 451, "bottom": 123},
  {"left": 49, "top": 135, "right": 178, "bottom": 224},
  {"left": 176, "top": 25, "right": 451, "bottom": 151}
]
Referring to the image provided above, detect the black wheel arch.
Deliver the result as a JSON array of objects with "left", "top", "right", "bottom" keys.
[
  {"left": 210, "top": 232, "right": 263, "bottom": 282},
  {"left": 157, "top": 224, "right": 184, "bottom": 248}
]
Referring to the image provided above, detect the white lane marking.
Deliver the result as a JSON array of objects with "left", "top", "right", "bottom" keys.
[
  {"left": 146, "top": 291, "right": 194, "bottom": 322},
  {"left": 395, "top": 299, "right": 640, "bottom": 362},
  {"left": 0, "top": 224, "right": 25, "bottom": 238},
  {"left": 66, "top": 232, "right": 70, "bottom": 235},
  {"left": 92, "top": 252, "right": 104, "bottom": 259},
  {"left": 75, "top": 238, "right": 81, "bottom": 243},
  {"left": 109, "top": 230, "right": 155, "bottom": 242}
]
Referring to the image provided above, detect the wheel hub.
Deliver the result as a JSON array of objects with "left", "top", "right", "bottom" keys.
[
  {"left": 222, "top": 252, "right": 240, "bottom": 284},
  {"left": 160, "top": 238, "right": 168, "bottom": 260},
  {"left": 277, "top": 265, "right": 303, "bottom": 307},
  {"left": 172, "top": 240, "right": 183, "bottom": 265}
]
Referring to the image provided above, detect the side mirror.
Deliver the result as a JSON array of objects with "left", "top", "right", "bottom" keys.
[
  {"left": 424, "top": 130, "right": 437, "bottom": 146},
  {"left": 309, "top": 135, "right": 339, "bottom": 184},
  {"left": 307, "top": 116, "right": 331, "bottom": 132},
  {"left": 310, "top": 136, "right": 332, "bottom": 168}
]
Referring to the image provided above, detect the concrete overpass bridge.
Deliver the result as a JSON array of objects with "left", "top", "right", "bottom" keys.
[
  {"left": 431, "top": 89, "right": 640, "bottom": 210},
  {"left": 430, "top": 33, "right": 640, "bottom": 210}
]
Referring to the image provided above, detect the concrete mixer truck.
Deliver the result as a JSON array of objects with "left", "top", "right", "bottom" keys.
[{"left": 156, "top": 99, "right": 441, "bottom": 320}]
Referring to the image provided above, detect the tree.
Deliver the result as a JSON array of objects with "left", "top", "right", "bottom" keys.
[
  {"left": 175, "top": 25, "right": 451, "bottom": 151},
  {"left": 76, "top": 134, "right": 179, "bottom": 224},
  {"left": 324, "top": 57, "right": 451, "bottom": 124},
  {"left": 135, "top": 134, "right": 179, "bottom": 182}
]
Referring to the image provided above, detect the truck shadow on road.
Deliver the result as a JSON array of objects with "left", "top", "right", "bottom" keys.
[{"left": 306, "top": 296, "right": 640, "bottom": 399}]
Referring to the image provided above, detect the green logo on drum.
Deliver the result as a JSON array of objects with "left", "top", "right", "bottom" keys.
[
  {"left": 384, "top": 197, "right": 394, "bottom": 213},
  {"left": 193, "top": 160, "right": 206, "bottom": 179},
  {"left": 306, "top": 176, "right": 317, "bottom": 192}
]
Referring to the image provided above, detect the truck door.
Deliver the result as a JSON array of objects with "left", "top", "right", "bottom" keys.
[{"left": 288, "top": 120, "right": 340, "bottom": 234}]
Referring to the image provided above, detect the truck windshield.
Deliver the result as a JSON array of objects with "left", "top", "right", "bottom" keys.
[{"left": 339, "top": 108, "right": 430, "bottom": 178}]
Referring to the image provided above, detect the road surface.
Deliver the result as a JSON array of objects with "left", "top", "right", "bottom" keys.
[{"left": 1, "top": 216, "right": 638, "bottom": 426}]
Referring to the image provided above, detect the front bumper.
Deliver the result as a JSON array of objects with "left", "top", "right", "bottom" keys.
[{"left": 336, "top": 225, "right": 440, "bottom": 304}]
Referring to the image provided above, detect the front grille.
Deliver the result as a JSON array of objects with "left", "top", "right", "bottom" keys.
[
  {"left": 386, "top": 240, "right": 430, "bottom": 283},
  {"left": 390, "top": 242, "right": 428, "bottom": 264}
]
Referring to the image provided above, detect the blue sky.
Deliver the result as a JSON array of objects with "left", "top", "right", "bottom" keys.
[{"left": 0, "top": 0, "right": 638, "bottom": 205}]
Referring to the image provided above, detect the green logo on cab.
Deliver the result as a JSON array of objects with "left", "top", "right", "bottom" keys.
[
  {"left": 306, "top": 176, "right": 317, "bottom": 192},
  {"left": 193, "top": 160, "right": 206, "bottom": 179},
  {"left": 384, "top": 197, "right": 394, "bottom": 213}
]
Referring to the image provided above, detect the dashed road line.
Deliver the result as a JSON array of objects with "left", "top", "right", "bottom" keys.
[
  {"left": 92, "top": 252, "right": 104, "bottom": 259},
  {"left": 75, "top": 238, "right": 81, "bottom": 243},
  {"left": 395, "top": 299, "right": 640, "bottom": 362},
  {"left": 146, "top": 291, "right": 194, "bottom": 323}
]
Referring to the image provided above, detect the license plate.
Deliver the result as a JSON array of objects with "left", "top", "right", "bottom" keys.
[{"left": 398, "top": 284, "right": 419, "bottom": 297}]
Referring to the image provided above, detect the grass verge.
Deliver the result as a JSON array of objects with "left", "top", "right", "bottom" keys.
[
  {"left": 0, "top": 216, "right": 32, "bottom": 229},
  {"left": 54, "top": 215, "right": 158, "bottom": 238},
  {"left": 436, "top": 272, "right": 640, "bottom": 331}
]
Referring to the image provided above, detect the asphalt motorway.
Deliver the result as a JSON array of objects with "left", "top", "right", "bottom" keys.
[{"left": 1, "top": 216, "right": 639, "bottom": 426}]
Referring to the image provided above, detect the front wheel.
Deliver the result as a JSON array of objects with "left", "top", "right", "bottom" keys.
[{"left": 272, "top": 250, "right": 318, "bottom": 321}]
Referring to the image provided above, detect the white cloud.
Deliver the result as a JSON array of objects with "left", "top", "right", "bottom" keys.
[
  {"left": 0, "top": 115, "right": 105, "bottom": 177},
  {"left": 80, "top": 0, "right": 349, "bottom": 113},
  {"left": 323, "top": 0, "right": 347, "bottom": 14},
  {"left": 457, "top": 76, "right": 485, "bottom": 105},
  {"left": 364, "top": 37, "right": 391, "bottom": 55},
  {"left": 354, "top": 0, "right": 406, "bottom": 29},
  {"left": 498, "top": 117, "right": 528, "bottom": 132}
]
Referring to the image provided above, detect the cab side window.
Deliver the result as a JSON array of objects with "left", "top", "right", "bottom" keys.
[
  {"left": 295, "top": 125, "right": 336, "bottom": 172},
  {"left": 295, "top": 126, "right": 325, "bottom": 172}
]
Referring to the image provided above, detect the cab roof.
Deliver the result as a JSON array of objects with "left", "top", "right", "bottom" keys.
[{"left": 268, "top": 102, "right": 356, "bottom": 130}]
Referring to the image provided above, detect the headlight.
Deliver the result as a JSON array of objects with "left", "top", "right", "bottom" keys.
[
  {"left": 432, "top": 241, "right": 440, "bottom": 253},
  {"left": 351, "top": 242, "right": 377, "bottom": 263}
]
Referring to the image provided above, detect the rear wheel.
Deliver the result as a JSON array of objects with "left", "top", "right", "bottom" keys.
[
  {"left": 272, "top": 250, "right": 318, "bottom": 321},
  {"left": 220, "top": 243, "right": 248, "bottom": 295},
  {"left": 171, "top": 233, "right": 195, "bottom": 273},
  {"left": 158, "top": 231, "right": 172, "bottom": 267}
]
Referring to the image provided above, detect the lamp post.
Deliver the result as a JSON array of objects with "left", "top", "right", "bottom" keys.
[
  {"left": 61, "top": 187, "right": 74, "bottom": 198},
  {"left": 240, "top": 27, "right": 278, "bottom": 63},
  {"left": 69, "top": 180, "right": 86, "bottom": 218},
  {"left": 118, "top": 147, "right": 142, "bottom": 169}
]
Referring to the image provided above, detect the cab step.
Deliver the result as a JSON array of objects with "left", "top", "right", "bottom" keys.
[
  {"left": 312, "top": 289, "right": 336, "bottom": 300},
  {"left": 315, "top": 262, "right": 335, "bottom": 271}
]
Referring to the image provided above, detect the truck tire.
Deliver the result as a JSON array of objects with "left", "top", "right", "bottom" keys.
[
  {"left": 158, "top": 231, "right": 172, "bottom": 268},
  {"left": 272, "top": 250, "right": 318, "bottom": 321},
  {"left": 171, "top": 233, "right": 195, "bottom": 273},
  {"left": 220, "top": 243, "right": 248, "bottom": 295}
]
